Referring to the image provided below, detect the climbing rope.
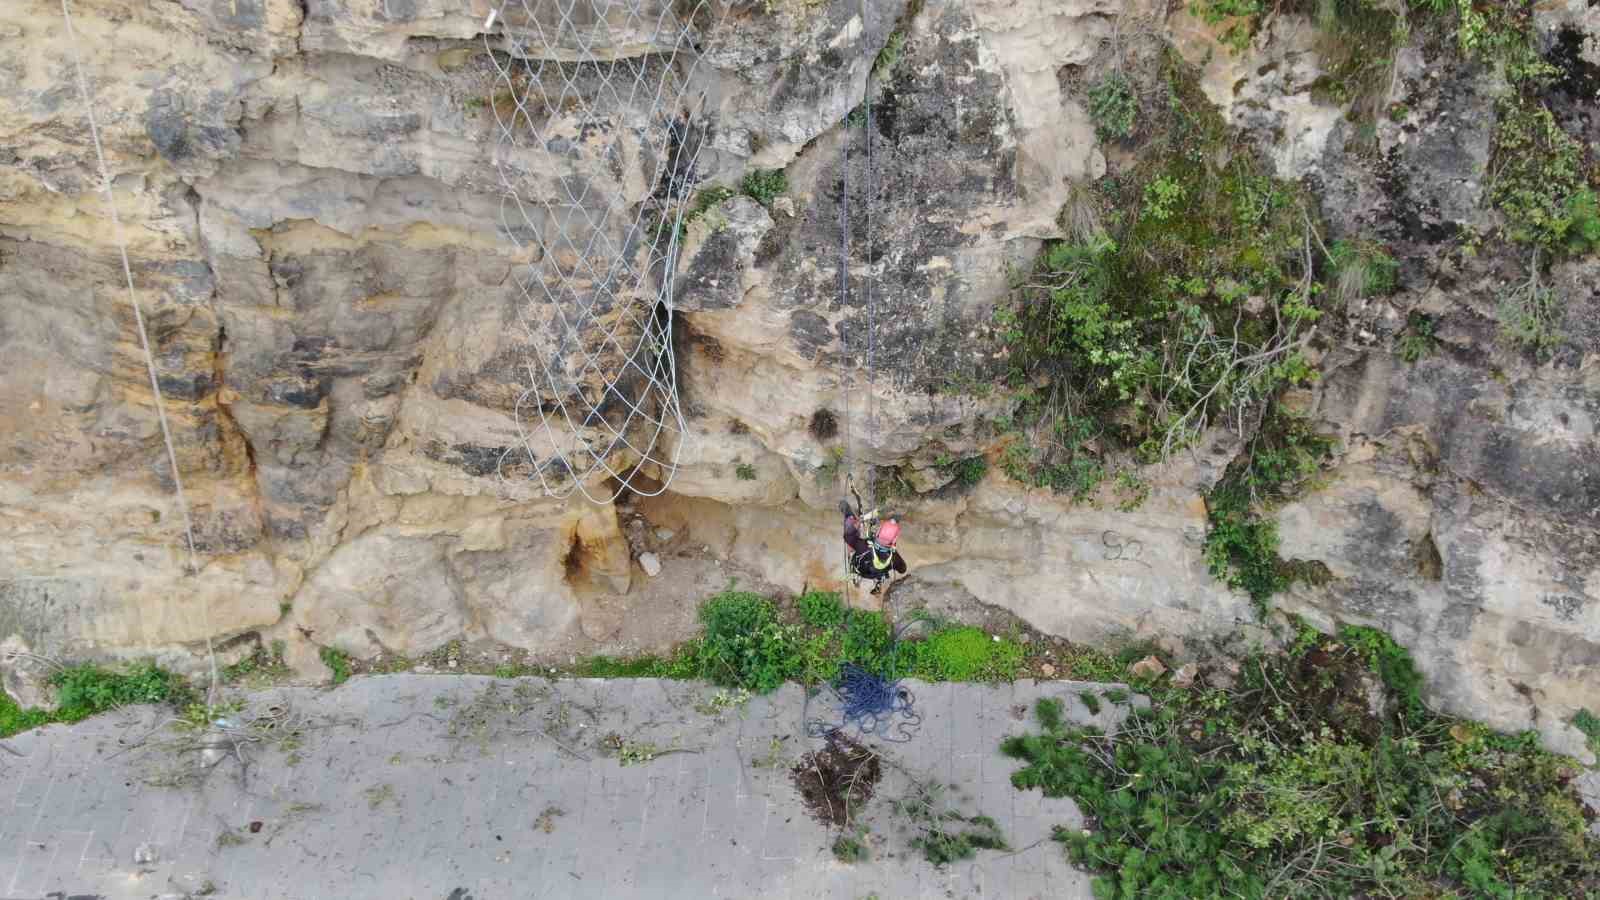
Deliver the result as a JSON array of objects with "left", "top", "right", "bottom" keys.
[
  {"left": 485, "top": 0, "right": 713, "bottom": 504},
  {"left": 804, "top": 614, "right": 926, "bottom": 743},
  {"left": 58, "top": 0, "right": 219, "bottom": 705}
]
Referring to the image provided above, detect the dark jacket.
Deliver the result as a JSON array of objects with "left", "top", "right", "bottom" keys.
[{"left": 844, "top": 515, "right": 907, "bottom": 580}]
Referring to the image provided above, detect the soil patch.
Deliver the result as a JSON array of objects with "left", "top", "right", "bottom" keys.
[{"left": 791, "top": 732, "right": 881, "bottom": 828}]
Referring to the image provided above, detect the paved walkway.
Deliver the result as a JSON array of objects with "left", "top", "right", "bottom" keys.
[{"left": 0, "top": 676, "right": 1141, "bottom": 900}]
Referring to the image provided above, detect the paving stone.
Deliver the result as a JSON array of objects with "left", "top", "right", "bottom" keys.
[{"left": 0, "top": 676, "right": 1141, "bottom": 899}]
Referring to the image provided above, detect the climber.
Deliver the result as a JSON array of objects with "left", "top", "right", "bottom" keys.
[{"left": 839, "top": 499, "right": 907, "bottom": 595}]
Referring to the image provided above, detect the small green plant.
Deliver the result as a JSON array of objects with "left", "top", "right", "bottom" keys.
[
  {"left": 815, "top": 444, "right": 847, "bottom": 486},
  {"left": 734, "top": 461, "right": 757, "bottom": 481},
  {"left": 362, "top": 783, "right": 396, "bottom": 810},
  {"left": 223, "top": 641, "right": 291, "bottom": 684},
  {"left": 52, "top": 662, "right": 193, "bottom": 722},
  {"left": 3, "top": 661, "right": 195, "bottom": 737},
  {"left": 1397, "top": 311, "right": 1437, "bottom": 363},
  {"left": 1498, "top": 271, "right": 1566, "bottom": 358},
  {"left": 1141, "top": 176, "right": 1186, "bottom": 222},
  {"left": 740, "top": 169, "right": 788, "bottom": 207},
  {"left": 892, "top": 780, "right": 1009, "bottom": 865},
  {"left": 832, "top": 829, "right": 870, "bottom": 862},
  {"left": 319, "top": 647, "right": 352, "bottom": 685},
  {"left": 463, "top": 96, "right": 487, "bottom": 112},
  {"left": 871, "top": 29, "right": 906, "bottom": 82},
  {"left": 1087, "top": 72, "right": 1137, "bottom": 141},
  {"left": 1572, "top": 708, "right": 1600, "bottom": 756},
  {"left": 1078, "top": 691, "right": 1102, "bottom": 715},
  {"left": 1328, "top": 238, "right": 1398, "bottom": 302},
  {"left": 1203, "top": 412, "right": 1335, "bottom": 615},
  {"left": 1112, "top": 470, "right": 1149, "bottom": 511},
  {"left": 936, "top": 454, "right": 988, "bottom": 488}
]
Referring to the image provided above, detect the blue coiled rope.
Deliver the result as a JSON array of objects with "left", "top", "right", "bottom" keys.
[{"left": 804, "top": 617, "right": 925, "bottom": 743}]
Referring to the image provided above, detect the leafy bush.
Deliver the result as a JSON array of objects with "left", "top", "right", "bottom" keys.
[
  {"left": 1569, "top": 707, "right": 1600, "bottom": 757},
  {"left": 734, "top": 462, "right": 757, "bottom": 481},
  {"left": 740, "top": 169, "right": 788, "bottom": 207},
  {"left": 3, "top": 661, "right": 193, "bottom": 737},
  {"left": 797, "top": 590, "right": 845, "bottom": 629},
  {"left": 584, "top": 589, "right": 1030, "bottom": 692},
  {"left": 1491, "top": 97, "right": 1596, "bottom": 255},
  {"left": 1001, "top": 625, "right": 1600, "bottom": 899},
  {"left": 871, "top": 29, "right": 906, "bottom": 82},
  {"left": 998, "top": 53, "right": 1323, "bottom": 469},
  {"left": 907, "top": 627, "right": 1025, "bottom": 682},
  {"left": 52, "top": 663, "right": 192, "bottom": 721},
  {"left": 319, "top": 647, "right": 352, "bottom": 685},
  {"left": 1087, "top": 73, "right": 1137, "bottom": 141},
  {"left": 936, "top": 454, "right": 988, "bottom": 488},
  {"left": 1203, "top": 413, "right": 1335, "bottom": 615},
  {"left": 693, "top": 591, "right": 802, "bottom": 693}
]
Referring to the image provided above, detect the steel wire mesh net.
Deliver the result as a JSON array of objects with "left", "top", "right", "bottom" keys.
[{"left": 483, "top": 0, "right": 711, "bottom": 503}]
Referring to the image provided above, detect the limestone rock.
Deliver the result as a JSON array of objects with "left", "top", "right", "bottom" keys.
[
  {"left": 0, "top": 0, "right": 1596, "bottom": 757},
  {"left": 0, "top": 635, "right": 56, "bottom": 711},
  {"left": 1171, "top": 663, "right": 1199, "bottom": 689},
  {"left": 1128, "top": 655, "right": 1167, "bottom": 681},
  {"left": 639, "top": 552, "right": 662, "bottom": 578}
]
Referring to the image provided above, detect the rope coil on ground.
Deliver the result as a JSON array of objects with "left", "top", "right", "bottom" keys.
[
  {"left": 484, "top": 0, "right": 714, "bottom": 504},
  {"left": 804, "top": 615, "right": 926, "bottom": 743}
]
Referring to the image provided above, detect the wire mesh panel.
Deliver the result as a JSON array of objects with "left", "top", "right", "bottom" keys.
[{"left": 483, "top": 0, "right": 711, "bottom": 503}]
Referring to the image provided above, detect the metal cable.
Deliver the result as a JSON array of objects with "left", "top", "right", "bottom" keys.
[
  {"left": 485, "top": 0, "right": 712, "bottom": 503},
  {"left": 58, "top": 0, "right": 218, "bottom": 704}
]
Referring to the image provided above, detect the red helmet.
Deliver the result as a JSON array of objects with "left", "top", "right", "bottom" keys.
[{"left": 875, "top": 519, "right": 900, "bottom": 546}]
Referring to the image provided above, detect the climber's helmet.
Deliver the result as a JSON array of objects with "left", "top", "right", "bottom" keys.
[{"left": 875, "top": 519, "right": 900, "bottom": 548}]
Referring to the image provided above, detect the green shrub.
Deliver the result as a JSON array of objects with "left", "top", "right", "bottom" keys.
[
  {"left": 0, "top": 692, "right": 55, "bottom": 738},
  {"left": 4, "top": 661, "right": 193, "bottom": 737},
  {"left": 734, "top": 462, "right": 757, "bottom": 481},
  {"left": 1001, "top": 627, "right": 1600, "bottom": 899},
  {"left": 936, "top": 454, "right": 988, "bottom": 488},
  {"left": 1491, "top": 97, "right": 1596, "bottom": 255},
  {"left": 1397, "top": 311, "right": 1436, "bottom": 363},
  {"left": 1498, "top": 280, "right": 1565, "bottom": 357},
  {"left": 907, "top": 627, "right": 1025, "bottom": 682},
  {"left": 1203, "top": 413, "right": 1335, "bottom": 615},
  {"left": 740, "top": 169, "right": 788, "bottom": 207},
  {"left": 319, "top": 647, "right": 352, "bottom": 685},
  {"left": 1087, "top": 73, "right": 1137, "bottom": 141},
  {"left": 799, "top": 590, "right": 848, "bottom": 629},
  {"left": 693, "top": 591, "right": 802, "bottom": 693},
  {"left": 52, "top": 663, "right": 192, "bottom": 721},
  {"left": 832, "top": 832, "right": 868, "bottom": 862},
  {"left": 1569, "top": 708, "right": 1600, "bottom": 756},
  {"left": 998, "top": 53, "right": 1323, "bottom": 469},
  {"left": 871, "top": 29, "right": 906, "bottom": 82}
]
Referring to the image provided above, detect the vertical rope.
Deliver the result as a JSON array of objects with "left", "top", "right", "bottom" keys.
[
  {"left": 862, "top": 0, "right": 877, "bottom": 510},
  {"left": 59, "top": 0, "right": 218, "bottom": 704}
]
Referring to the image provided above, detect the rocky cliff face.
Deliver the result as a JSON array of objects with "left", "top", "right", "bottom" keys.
[{"left": 2, "top": 0, "right": 1597, "bottom": 760}]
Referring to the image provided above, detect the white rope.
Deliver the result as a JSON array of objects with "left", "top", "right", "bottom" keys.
[
  {"left": 59, "top": 0, "right": 219, "bottom": 704},
  {"left": 485, "top": 0, "right": 714, "bottom": 504}
]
